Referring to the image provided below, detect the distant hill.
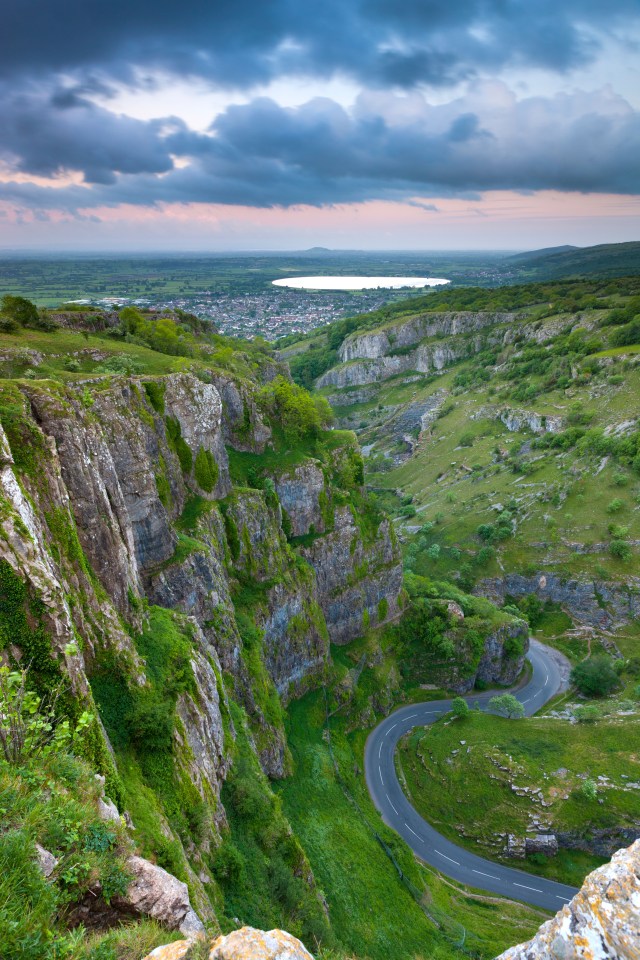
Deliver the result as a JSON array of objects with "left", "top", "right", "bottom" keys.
[
  {"left": 506, "top": 245, "right": 576, "bottom": 262},
  {"left": 510, "top": 241, "right": 640, "bottom": 278}
]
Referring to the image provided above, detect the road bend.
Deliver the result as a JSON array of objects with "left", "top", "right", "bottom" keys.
[{"left": 364, "top": 639, "right": 578, "bottom": 911}]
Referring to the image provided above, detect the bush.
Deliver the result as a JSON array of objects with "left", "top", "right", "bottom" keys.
[
  {"left": 194, "top": 447, "right": 219, "bottom": 492},
  {"left": 1, "top": 295, "right": 40, "bottom": 329},
  {"left": 258, "top": 376, "right": 333, "bottom": 443},
  {"left": 606, "top": 498, "right": 624, "bottom": 514},
  {"left": 488, "top": 694, "right": 524, "bottom": 719},
  {"left": 451, "top": 697, "right": 469, "bottom": 719},
  {"left": 0, "top": 666, "right": 92, "bottom": 764},
  {"left": 611, "top": 318, "right": 640, "bottom": 347},
  {"left": 610, "top": 539, "right": 631, "bottom": 560},
  {"left": 574, "top": 704, "right": 600, "bottom": 723},
  {"left": 571, "top": 656, "right": 620, "bottom": 697}
]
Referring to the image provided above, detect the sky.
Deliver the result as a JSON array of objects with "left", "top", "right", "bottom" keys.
[{"left": 0, "top": 0, "right": 639, "bottom": 251}]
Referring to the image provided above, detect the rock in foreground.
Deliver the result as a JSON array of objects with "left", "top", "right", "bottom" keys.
[
  {"left": 144, "top": 926, "right": 313, "bottom": 960},
  {"left": 496, "top": 839, "right": 640, "bottom": 959}
]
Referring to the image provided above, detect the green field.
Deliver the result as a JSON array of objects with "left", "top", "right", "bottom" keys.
[{"left": 398, "top": 708, "right": 640, "bottom": 887}]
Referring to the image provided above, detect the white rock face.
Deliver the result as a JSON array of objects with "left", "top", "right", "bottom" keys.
[
  {"left": 495, "top": 840, "right": 640, "bottom": 959},
  {"left": 143, "top": 927, "right": 314, "bottom": 960},
  {"left": 210, "top": 927, "right": 314, "bottom": 959}
]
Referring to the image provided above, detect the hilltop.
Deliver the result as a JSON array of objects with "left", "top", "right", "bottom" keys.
[{"left": 508, "top": 241, "right": 640, "bottom": 279}]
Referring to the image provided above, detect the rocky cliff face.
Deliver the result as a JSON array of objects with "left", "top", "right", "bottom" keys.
[
  {"left": 476, "top": 572, "right": 640, "bottom": 630},
  {"left": 0, "top": 363, "right": 404, "bottom": 933},
  {"left": 496, "top": 839, "right": 640, "bottom": 960},
  {"left": 338, "top": 311, "right": 518, "bottom": 363}
]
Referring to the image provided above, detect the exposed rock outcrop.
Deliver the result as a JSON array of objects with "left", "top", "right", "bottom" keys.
[
  {"left": 476, "top": 573, "right": 640, "bottom": 630},
  {"left": 495, "top": 840, "right": 640, "bottom": 960},
  {"left": 68, "top": 855, "right": 205, "bottom": 937},
  {"left": 144, "top": 927, "right": 314, "bottom": 960},
  {"left": 301, "top": 506, "right": 403, "bottom": 644},
  {"left": 338, "top": 311, "right": 518, "bottom": 362}
]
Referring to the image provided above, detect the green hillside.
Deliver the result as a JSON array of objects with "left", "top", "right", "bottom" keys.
[{"left": 509, "top": 241, "right": 640, "bottom": 279}]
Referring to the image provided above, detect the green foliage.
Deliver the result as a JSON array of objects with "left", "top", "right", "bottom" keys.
[
  {"left": 377, "top": 597, "right": 388, "bottom": 622},
  {"left": 1, "top": 295, "right": 42, "bottom": 329},
  {"left": 574, "top": 704, "right": 600, "bottom": 723},
  {"left": 194, "top": 446, "right": 219, "bottom": 492},
  {"left": 0, "top": 667, "right": 92, "bottom": 764},
  {"left": 258, "top": 376, "right": 333, "bottom": 443},
  {"left": 611, "top": 318, "right": 640, "bottom": 347},
  {"left": 143, "top": 380, "right": 166, "bottom": 414},
  {"left": 217, "top": 702, "right": 333, "bottom": 949},
  {"left": 571, "top": 656, "right": 620, "bottom": 697},
  {"left": 0, "top": 737, "right": 138, "bottom": 959},
  {"left": 609, "top": 539, "right": 631, "bottom": 560},
  {"left": 154, "top": 454, "right": 172, "bottom": 509},
  {"left": 488, "top": 694, "right": 524, "bottom": 719},
  {"left": 451, "top": 697, "right": 469, "bottom": 719},
  {"left": 580, "top": 778, "right": 598, "bottom": 801},
  {"left": 165, "top": 416, "right": 193, "bottom": 473},
  {"left": 221, "top": 505, "right": 241, "bottom": 560}
]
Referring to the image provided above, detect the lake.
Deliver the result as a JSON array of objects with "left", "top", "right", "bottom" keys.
[{"left": 272, "top": 276, "right": 450, "bottom": 291}]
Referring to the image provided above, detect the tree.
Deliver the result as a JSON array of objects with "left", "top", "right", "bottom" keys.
[
  {"left": 451, "top": 697, "right": 469, "bottom": 719},
  {"left": 488, "top": 693, "right": 524, "bottom": 719},
  {"left": 571, "top": 656, "right": 619, "bottom": 697},
  {"left": 1, "top": 295, "right": 40, "bottom": 329},
  {"left": 258, "top": 376, "right": 331, "bottom": 444}
]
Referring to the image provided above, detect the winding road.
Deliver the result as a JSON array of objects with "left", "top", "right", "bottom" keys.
[{"left": 364, "top": 638, "right": 579, "bottom": 911}]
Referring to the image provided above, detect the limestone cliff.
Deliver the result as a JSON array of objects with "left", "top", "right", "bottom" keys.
[
  {"left": 495, "top": 839, "right": 640, "bottom": 960},
  {"left": 0, "top": 359, "right": 404, "bottom": 936}
]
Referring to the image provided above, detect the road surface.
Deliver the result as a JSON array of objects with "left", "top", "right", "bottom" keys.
[{"left": 364, "top": 638, "right": 578, "bottom": 911}]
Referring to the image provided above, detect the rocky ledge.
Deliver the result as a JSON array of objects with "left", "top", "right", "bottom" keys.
[
  {"left": 144, "top": 926, "right": 313, "bottom": 960},
  {"left": 496, "top": 839, "right": 640, "bottom": 960}
]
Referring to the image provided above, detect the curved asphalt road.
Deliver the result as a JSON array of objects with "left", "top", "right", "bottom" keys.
[{"left": 365, "top": 638, "right": 578, "bottom": 911}]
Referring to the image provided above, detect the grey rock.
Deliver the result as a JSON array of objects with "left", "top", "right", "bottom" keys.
[{"left": 35, "top": 843, "right": 58, "bottom": 878}]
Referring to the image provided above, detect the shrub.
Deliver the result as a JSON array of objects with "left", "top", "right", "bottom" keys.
[
  {"left": 451, "top": 697, "right": 469, "bottom": 719},
  {"left": 571, "top": 656, "right": 620, "bottom": 697},
  {"left": 488, "top": 694, "right": 524, "bottom": 719},
  {"left": 606, "top": 498, "right": 624, "bottom": 514},
  {"left": 165, "top": 416, "right": 193, "bottom": 474},
  {"left": 194, "top": 447, "right": 219, "bottom": 492},
  {"left": 0, "top": 666, "right": 92, "bottom": 764},
  {"left": 574, "top": 704, "right": 600, "bottom": 723},
  {"left": 580, "top": 778, "right": 598, "bottom": 801},
  {"left": 610, "top": 539, "right": 631, "bottom": 560}
]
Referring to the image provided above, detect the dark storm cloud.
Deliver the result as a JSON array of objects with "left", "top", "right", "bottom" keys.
[
  {"left": 1, "top": 87, "right": 638, "bottom": 214},
  {"left": 0, "top": 0, "right": 638, "bottom": 90},
  {"left": 0, "top": 86, "right": 182, "bottom": 183}
]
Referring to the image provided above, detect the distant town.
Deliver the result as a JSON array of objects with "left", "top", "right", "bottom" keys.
[{"left": 68, "top": 287, "right": 436, "bottom": 339}]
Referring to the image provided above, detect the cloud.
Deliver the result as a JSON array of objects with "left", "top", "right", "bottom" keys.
[
  {"left": 0, "top": 83, "right": 638, "bottom": 215},
  {"left": 1, "top": 0, "right": 638, "bottom": 91},
  {"left": 0, "top": 85, "right": 183, "bottom": 184}
]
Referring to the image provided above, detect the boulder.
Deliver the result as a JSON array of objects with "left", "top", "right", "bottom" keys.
[
  {"left": 210, "top": 927, "right": 314, "bottom": 959},
  {"left": 117, "top": 856, "right": 205, "bottom": 938},
  {"left": 35, "top": 843, "right": 58, "bottom": 878},
  {"left": 496, "top": 839, "right": 640, "bottom": 959}
]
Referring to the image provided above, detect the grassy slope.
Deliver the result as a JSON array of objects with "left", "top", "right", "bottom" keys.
[
  {"left": 398, "top": 709, "right": 640, "bottom": 887},
  {"left": 366, "top": 361, "right": 640, "bottom": 582},
  {"left": 277, "top": 691, "right": 545, "bottom": 960}
]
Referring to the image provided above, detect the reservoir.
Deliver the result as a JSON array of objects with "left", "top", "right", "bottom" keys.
[{"left": 272, "top": 276, "right": 450, "bottom": 291}]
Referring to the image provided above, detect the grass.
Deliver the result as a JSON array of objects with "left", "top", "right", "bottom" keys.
[
  {"left": 0, "top": 749, "right": 184, "bottom": 960},
  {"left": 277, "top": 689, "right": 545, "bottom": 960},
  {"left": 398, "top": 709, "right": 640, "bottom": 886}
]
